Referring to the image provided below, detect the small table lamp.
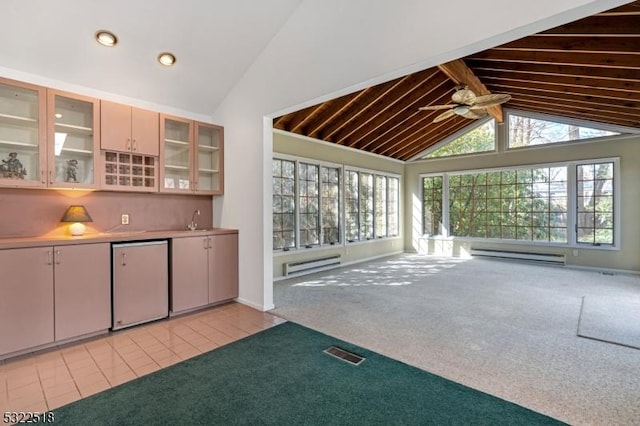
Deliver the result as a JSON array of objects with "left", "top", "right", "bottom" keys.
[{"left": 61, "top": 205, "right": 93, "bottom": 236}]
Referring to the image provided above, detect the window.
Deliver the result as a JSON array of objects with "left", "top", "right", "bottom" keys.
[
  {"left": 345, "top": 170, "right": 359, "bottom": 242},
  {"left": 298, "top": 163, "right": 320, "bottom": 247},
  {"left": 577, "top": 161, "right": 614, "bottom": 245},
  {"left": 422, "top": 176, "right": 443, "bottom": 235},
  {"left": 359, "top": 173, "right": 374, "bottom": 240},
  {"left": 423, "top": 120, "right": 495, "bottom": 158},
  {"left": 447, "top": 168, "right": 567, "bottom": 242},
  {"left": 321, "top": 166, "right": 341, "bottom": 244},
  {"left": 273, "top": 156, "right": 400, "bottom": 251},
  {"left": 422, "top": 158, "right": 617, "bottom": 248},
  {"left": 375, "top": 175, "right": 387, "bottom": 237},
  {"left": 508, "top": 112, "right": 621, "bottom": 148},
  {"left": 272, "top": 159, "right": 296, "bottom": 250},
  {"left": 387, "top": 177, "right": 399, "bottom": 237}
]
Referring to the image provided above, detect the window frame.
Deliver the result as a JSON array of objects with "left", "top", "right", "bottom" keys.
[
  {"left": 272, "top": 155, "right": 402, "bottom": 254},
  {"left": 420, "top": 157, "right": 620, "bottom": 250},
  {"left": 505, "top": 109, "right": 637, "bottom": 151}
]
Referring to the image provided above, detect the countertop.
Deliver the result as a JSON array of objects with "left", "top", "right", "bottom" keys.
[{"left": 0, "top": 228, "right": 238, "bottom": 250}]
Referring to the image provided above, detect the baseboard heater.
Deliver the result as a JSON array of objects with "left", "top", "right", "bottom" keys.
[
  {"left": 283, "top": 255, "right": 341, "bottom": 276},
  {"left": 470, "top": 248, "right": 566, "bottom": 265}
]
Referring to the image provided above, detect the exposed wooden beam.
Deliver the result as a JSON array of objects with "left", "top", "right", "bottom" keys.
[{"left": 437, "top": 59, "right": 505, "bottom": 123}]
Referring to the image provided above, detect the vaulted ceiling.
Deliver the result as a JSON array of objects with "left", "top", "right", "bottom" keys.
[{"left": 273, "top": 1, "right": 640, "bottom": 162}]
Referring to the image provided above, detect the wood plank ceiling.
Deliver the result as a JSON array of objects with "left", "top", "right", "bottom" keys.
[{"left": 273, "top": 1, "right": 640, "bottom": 161}]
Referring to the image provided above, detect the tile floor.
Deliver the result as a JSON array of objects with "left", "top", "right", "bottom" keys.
[{"left": 0, "top": 302, "right": 286, "bottom": 416}]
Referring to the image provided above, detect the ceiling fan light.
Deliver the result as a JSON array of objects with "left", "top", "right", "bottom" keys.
[{"left": 453, "top": 105, "right": 470, "bottom": 115}]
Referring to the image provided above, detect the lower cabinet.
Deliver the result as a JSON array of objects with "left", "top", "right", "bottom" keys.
[
  {"left": 208, "top": 233, "right": 239, "bottom": 304},
  {"left": 0, "top": 247, "right": 54, "bottom": 356},
  {"left": 172, "top": 232, "right": 238, "bottom": 314},
  {"left": 54, "top": 243, "right": 111, "bottom": 341},
  {"left": 0, "top": 243, "right": 111, "bottom": 357}
]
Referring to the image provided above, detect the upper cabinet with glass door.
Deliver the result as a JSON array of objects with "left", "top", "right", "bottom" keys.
[
  {"left": 46, "top": 90, "right": 100, "bottom": 189},
  {"left": 160, "top": 114, "right": 193, "bottom": 193},
  {"left": 0, "top": 78, "right": 46, "bottom": 188},
  {"left": 194, "top": 122, "right": 223, "bottom": 195}
]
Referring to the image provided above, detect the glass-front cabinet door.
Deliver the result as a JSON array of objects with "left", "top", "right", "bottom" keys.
[
  {"left": 160, "top": 114, "right": 192, "bottom": 193},
  {"left": 194, "top": 122, "right": 223, "bottom": 195},
  {"left": 0, "top": 78, "right": 46, "bottom": 188},
  {"left": 47, "top": 90, "right": 100, "bottom": 188}
]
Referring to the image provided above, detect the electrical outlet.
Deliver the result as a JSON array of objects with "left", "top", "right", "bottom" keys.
[{"left": 121, "top": 214, "right": 130, "bottom": 225}]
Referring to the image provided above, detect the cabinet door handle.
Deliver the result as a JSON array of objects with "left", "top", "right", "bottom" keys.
[
  {"left": 203, "top": 238, "right": 208, "bottom": 250},
  {"left": 122, "top": 252, "right": 127, "bottom": 266},
  {"left": 55, "top": 250, "right": 61, "bottom": 265},
  {"left": 132, "top": 139, "right": 138, "bottom": 152},
  {"left": 47, "top": 250, "right": 53, "bottom": 265},
  {"left": 207, "top": 237, "right": 212, "bottom": 249},
  {"left": 126, "top": 138, "right": 131, "bottom": 151},
  {"left": 41, "top": 170, "right": 46, "bottom": 185},
  {"left": 48, "top": 170, "right": 53, "bottom": 184}
]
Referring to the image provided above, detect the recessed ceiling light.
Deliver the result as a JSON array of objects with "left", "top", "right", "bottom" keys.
[
  {"left": 157, "top": 52, "right": 176, "bottom": 67},
  {"left": 95, "top": 30, "right": 118, "bottom": 47}
]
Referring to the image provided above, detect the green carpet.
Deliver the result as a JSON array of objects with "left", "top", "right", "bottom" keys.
[{"left": 53, "top": 322, "right": 564, "bottom": 425}]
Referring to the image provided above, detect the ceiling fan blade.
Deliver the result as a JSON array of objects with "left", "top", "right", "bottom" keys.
[
  {"left": 460, "top": 109, "right": 488, "bottom": 120},
  {"left": 471, "top": 93, "right": 511, "bottom": 109},
  {"left": 418, "top": 104, "right": 457, "bottom": 111},
  {"left": 451, "top": 88, "right": 476, "bottom": 105},
  {"left": 432, "top": 109, "right": 457, "bottom": 123}
]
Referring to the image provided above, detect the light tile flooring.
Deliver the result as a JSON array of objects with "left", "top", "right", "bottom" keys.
[{"left": 0, "top": 303, "right": 285, "bottom": 415}]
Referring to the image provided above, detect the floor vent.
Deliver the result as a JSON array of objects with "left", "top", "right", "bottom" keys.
[
  {"left": 470, "top": 248, "right": 566, "bottom": 265},
  {"left": 283, "top": 255, "right": 341, "bottom": 276},
  {"left": 323, "top": 346, "right": 365, "bottom": 366}
]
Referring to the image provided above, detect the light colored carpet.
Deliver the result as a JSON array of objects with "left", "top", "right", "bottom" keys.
[
  {"left": 271, "top": 254, "right": 640, "bottom": 426},
  {"left": 578, "top": 296, "right": 640, "bottom": 349}
]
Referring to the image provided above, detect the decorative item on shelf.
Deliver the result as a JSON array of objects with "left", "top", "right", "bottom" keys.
[
  {"left": 61, "top": 205, "right": 93, "bottom": 236},
  {"left": 65, "top": 159, "right": 79, "bottom": 182},
  {"left": 0, "top": 152, "right": 27, "bottom": 179}
]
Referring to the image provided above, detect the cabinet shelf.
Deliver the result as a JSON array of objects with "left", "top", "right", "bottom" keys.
[
  {"left": 165, "top": 138, "right": 189, "bottom": 146},
  {"left": 59, "top": 147, "right": 93, "bottom": 156},
  {"left": 55, "top": 122, "right": 93, "bottom": 135},
  {"left": 197, "top": 145, "right": 219, "bottom": 151},
  {"left": 0, "top": 112, "right": 38, "bottom": 125},
  {"left": 0, "top": 139, "right": 39, "bottom": 149},
  {"left": 164, "top": 164, "right": 189, "bottom": 171}
]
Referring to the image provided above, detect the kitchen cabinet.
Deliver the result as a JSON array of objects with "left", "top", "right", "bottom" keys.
[
  {"left": 102, "top": 150, "right": 158, "bottom": 191},
  {"left": 0, "top": 243, "right": 111, "bottom": 357},
  {"left": 160, "top": 116, "right": 224, "bottom": 195},
  {"left": 0, "top": 77, "right": 47, "bottom": 188},
  {"left": 171, "top": 231, "right": 238, "bottom": 315},
  {"left": 194, "top": 122, "right": 224, "bottom": 195},
  {"left": 54, "top": 243, "right": 111, "bottom": 341},
  {"left": 208, "top": 232, "right": 239, "bottom": 303},
  {"left": 171, "top": 236, "right": 210, "bottom": 313},
  {"left": 46, "top": 89, "right": 101, "bottom": 189},
  {"left": 160, "top": 114, "right": 193, "bottom": 193},
  {"left": 112, "top": 241, "right": 168, "bottom": 330},
  {"left": 0, "top": 247, "right": 54, "bottom": 356},
  {"left": 101, "top": 100, "right": 159, "bottom": 156}
]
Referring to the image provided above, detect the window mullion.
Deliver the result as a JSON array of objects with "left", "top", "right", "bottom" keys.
[
  {"left": 567, "top": 164, "right": 577, "bottom": 246},
  {"left": 442, "top": 174, "right": 450, "bottom": 237}
]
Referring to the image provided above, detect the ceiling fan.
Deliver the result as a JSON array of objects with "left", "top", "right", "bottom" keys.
[{"left": 419, "top": 86, "right": 511, "bottom": 123}]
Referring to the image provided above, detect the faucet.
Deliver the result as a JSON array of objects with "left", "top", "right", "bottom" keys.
[{"left": 187, "top": 209, "right": 200, "bottom": 231}]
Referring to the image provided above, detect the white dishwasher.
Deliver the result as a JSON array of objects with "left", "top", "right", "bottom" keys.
[{"left": 112, "top": 240, "right": 169, "bottom": 330}]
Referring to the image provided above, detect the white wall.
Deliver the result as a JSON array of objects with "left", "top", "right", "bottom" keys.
[{"left": 211, "top": 0, "right": 627, "bottom": 310}]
